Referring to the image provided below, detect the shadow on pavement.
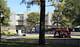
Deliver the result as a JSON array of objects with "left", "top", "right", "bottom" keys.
[{"left": 0, "top": 39, "right": 80, "bottom": 47}]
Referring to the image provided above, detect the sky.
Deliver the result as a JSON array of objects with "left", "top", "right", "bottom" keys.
[{"left": 7, "top": 0, "right": 55, "bottom": 14}]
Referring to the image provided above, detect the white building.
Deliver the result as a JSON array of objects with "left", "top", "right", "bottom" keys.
[
  {"left": 10, "top": 12, "right": 16, "bottom": 26},
  {"left": 45, "top": 12, "right": 54, "bottom": 28},
  {"left": 9, "top": 12, "right": 54, "bottom": 33},
  {"left": 48, "top": 12, "right": 53, "bottom": 26},
  {"left": 9, "top": 12, "right": 28, "bottom": 30}
]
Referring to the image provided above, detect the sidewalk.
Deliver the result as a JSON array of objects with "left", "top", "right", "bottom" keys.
[
  {"left": 1, "top": 34, "right": 53, "bottom": 39},
  {"left": 1, "top": 35, "right": 23, "bottom": 39}
]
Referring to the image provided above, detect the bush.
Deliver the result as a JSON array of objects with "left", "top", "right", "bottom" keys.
[{"left": 1, "top": 30, "right": 17, "bottom": 36}]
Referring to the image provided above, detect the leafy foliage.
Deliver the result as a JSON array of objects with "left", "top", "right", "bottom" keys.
[
  {"left": 51, "top": 0, "right": 80, "bottom": 27},
  {"left": 1, "top": 30, "right": 17, "bottom": 36},
  {"left": 0, "top": 0, "right": 10, "bottom": 26},
  {"left": 62, "top": 0, "right": 80, "bottom": 26},
  {"left": 27, "top": 12, "right": 40, "bottom": 25}
]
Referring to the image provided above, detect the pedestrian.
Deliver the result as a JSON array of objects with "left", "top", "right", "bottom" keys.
[{"left": 16, "top": 30, "right": 18, "bottom": 34}]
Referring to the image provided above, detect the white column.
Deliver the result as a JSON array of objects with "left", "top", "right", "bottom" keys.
[
  {"left": 24, "top": 12, "right": 28, "bottom": 25},
  {"left": 48, "top": 12, "right": 53, "bottom": 25},
  {"left": 18, "top": 30, "right": 22, "bottom": 35}
]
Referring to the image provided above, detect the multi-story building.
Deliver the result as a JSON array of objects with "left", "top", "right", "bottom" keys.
[
  {"left": 10, "top": 12, "right": 28, "bottom": 31},
  {"left": 10, "top": 12, "right": 54, "bottom": 33},
  {"left": 45, "top": 12, "right": 54, "bottom": 28}
]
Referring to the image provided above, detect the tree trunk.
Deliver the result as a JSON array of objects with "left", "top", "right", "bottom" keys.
[
  {"left": 0, "top": 12, "right": 1, "bottom": 38},
  {"left": 39, "top": 0, "right": 45, "bottom": 45}
]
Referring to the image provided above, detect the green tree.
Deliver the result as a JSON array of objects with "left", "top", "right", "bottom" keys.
[
  {"left": 0, "top": 0, "right": 10, "bottom": 26},
  {"left": 27, "top": 12, "right": 40, "bottom": 28},
  {"left": 22, "top": 0, "right": 76, "bottom": 45},
  {"left": 27, "top": 0, "right": 45, "bottom": 45},
  {"left": 50, "top": 0, "right": 80, "bottom": 28},
  {"left": 21, "top": 0, "right": 46, "bottom": 45},
  {"left": 50, "top": 0, "right": 67, "bottom": 28},
  {"left": 62, "top": 0, "right": 80, "bottom": 27}
]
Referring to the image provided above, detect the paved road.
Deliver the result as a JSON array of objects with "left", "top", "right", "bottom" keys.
[{"left": 1, "top": 33, "right": 80, "bottom": 39}]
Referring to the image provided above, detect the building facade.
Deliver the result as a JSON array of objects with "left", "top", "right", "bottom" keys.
[
  {"left": 10, "top": 12, "right": 28, "bottom": 31},
  {"left": 45, "top": 12, "right": 54, "bottom": 28},
  {"left": 10, "top": 12, "right": 54, "bottom": 33}
]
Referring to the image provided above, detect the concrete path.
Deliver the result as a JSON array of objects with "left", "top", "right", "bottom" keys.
[
  {"left": 1, "top": 35, "right": 23, "bottom": 39},
  {"left": 1, "top": 34, "right": 53, "bottom": 39}
]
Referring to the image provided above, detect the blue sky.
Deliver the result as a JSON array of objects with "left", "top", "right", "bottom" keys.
[{"left": 7, "top": 0, "right": 55, "bottom": 14}]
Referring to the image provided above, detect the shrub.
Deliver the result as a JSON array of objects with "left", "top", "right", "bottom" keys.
[{"left": 1, "top": 30, "right": 17, "bottom": 36}]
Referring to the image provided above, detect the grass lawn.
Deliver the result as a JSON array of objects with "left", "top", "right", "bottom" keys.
[
  {"left": 13, "top": 35, "right": 80, "bottom": 39},
  {"left": 0, "top": 39, "right": 76, "bottom": 47},
  {"left": 0, "top": 40, "right": 38, "bottom": 47},
  {"left": 71, "top": 36, "right": 80, "bottom": 38},
  {"left": 1, "top": 30, "right": 17, "bottom": 36}
]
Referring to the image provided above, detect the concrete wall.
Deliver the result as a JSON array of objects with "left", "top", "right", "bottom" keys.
[
  {"left": 1, "top": 26, "right": 16, "bottom": 34},
  {"left": 71, "top": 32, "right": 80, "bottom": 35},
  {"left": 1, "top": 26, "right": 9, "bottom": 31}
]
